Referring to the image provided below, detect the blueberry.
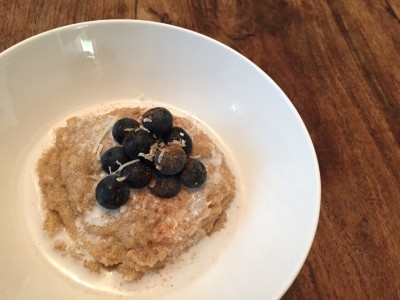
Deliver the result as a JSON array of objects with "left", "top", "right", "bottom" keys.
[
  {"left": 154, "top": 144, "right": 186, "bottom": 175},
  {"left": 139, "top": 157, "right": 158, "bottom": 170},
  {"left": 100, "top": 147, "right": 130, "bottom": 174},
  {"left": 164, "top": 127, "right": 193, "bottom": 155},
  {"left": 123, "top": 129, "right": 156, "bottom": 160},
  {"left": 148, "top": 174, "right": 181, "bottom": 198},
  {"left": 179, "top": 158, "right": 207, "bottom": 188},
  {"left": 112, "top": 118, "right": 140, "bottom": 144},
  {"left": 95, "top": 175, "right": 130, "bottom": 209},
  {"left": 142, "top": 107, "right": 173, "bottom": 136},
  {"left": 121, "top": 160, "right": 153, "bottom": 189}
]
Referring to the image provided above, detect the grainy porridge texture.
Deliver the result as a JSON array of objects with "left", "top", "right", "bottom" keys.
[{"left": 37, "top": 107, "right": 235, "bottom": 281}]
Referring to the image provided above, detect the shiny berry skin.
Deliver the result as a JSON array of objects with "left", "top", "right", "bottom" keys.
[
  {"left": 95, "top": 175, "right": 130, "bottom": 209},
  {"left": 179, "top": 158, "right": 207, "bottom": 188},
  {"left": 100, "top": 147, "right": 130, "bottom": 174},
  {"left": 121, "top": 160, "right": 153, "bottom": 189},
  {"left": 123, "top": 129, "right": 156, "bottom": 160},
  {"left": 112, "top": 118, "right": 140, "bottom": 144},
  {"left": 164, "top": 127, "right": 193, "bottom": 155},
  {"left": 154, "top": 144, "right": 186, "bottom": 175},
  {"left": 142, "top": 107, "right": 173, "bottom": 136},
  {"left": 148, "top": 174, "right": 181, "bottom": 198}
]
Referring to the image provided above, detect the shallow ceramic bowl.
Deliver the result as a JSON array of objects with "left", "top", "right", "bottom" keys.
[{"left": 0, "top": 20, "right": 320, "bottom": 299}]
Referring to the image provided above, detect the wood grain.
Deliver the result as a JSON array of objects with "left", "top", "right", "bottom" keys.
[{"left": 1, "top": 0, "right": 399, "bottom": 298}]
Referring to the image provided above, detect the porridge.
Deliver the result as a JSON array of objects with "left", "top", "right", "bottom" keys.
[{"left": 37, "top": 105, "right": 235, "bottom": 281}]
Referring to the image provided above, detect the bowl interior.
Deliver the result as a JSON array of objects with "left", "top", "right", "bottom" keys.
[{"left": 0, "top": 20, "right": 320, "bottom": 299}]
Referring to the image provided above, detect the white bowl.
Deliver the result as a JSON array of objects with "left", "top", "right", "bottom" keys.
[{"left": 0, "top": 20, "right": 320, "bottom": 299}]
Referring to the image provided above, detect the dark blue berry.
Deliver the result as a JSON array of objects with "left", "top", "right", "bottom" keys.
[
  {"left": 179, "top": 158, "right": 207, "bottom": 188},
  {"left": 139, "top": 157, "right": 158, "bottom": 170},
  {"left": 148, "top": 174, "right": 181, "bottom": 198},
  {"left": 164, "top": 127, "right": 193, "bottom": 155},
  {"left": 154, "top": 144, "right": 186, "bottom": 175},
  {"left": 121, "top": 161, "right": 153, "bottom": 189},
  {"left": 123, "top": 129, "right": 156, "bottom": 160},
  {"left": 95, "top": 175, "right": 130, "bottom": 209},
  {"left": 112, "top": 118, "right": 140, "bottom": 144},
  {"left": 142, "top": 107, "right": 173, "bottom": 136},
  {"left": 100, "top": 147, "right": 130, "bottom": 174}
]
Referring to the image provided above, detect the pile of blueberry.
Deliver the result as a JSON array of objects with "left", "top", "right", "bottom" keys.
[{"left": 95, "top": 107, "right": 207, "bottom": 209}]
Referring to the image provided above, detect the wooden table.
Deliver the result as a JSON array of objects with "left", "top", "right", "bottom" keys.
[{"left": 1, "top": 1, "right": 399, "bottom": 298}]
